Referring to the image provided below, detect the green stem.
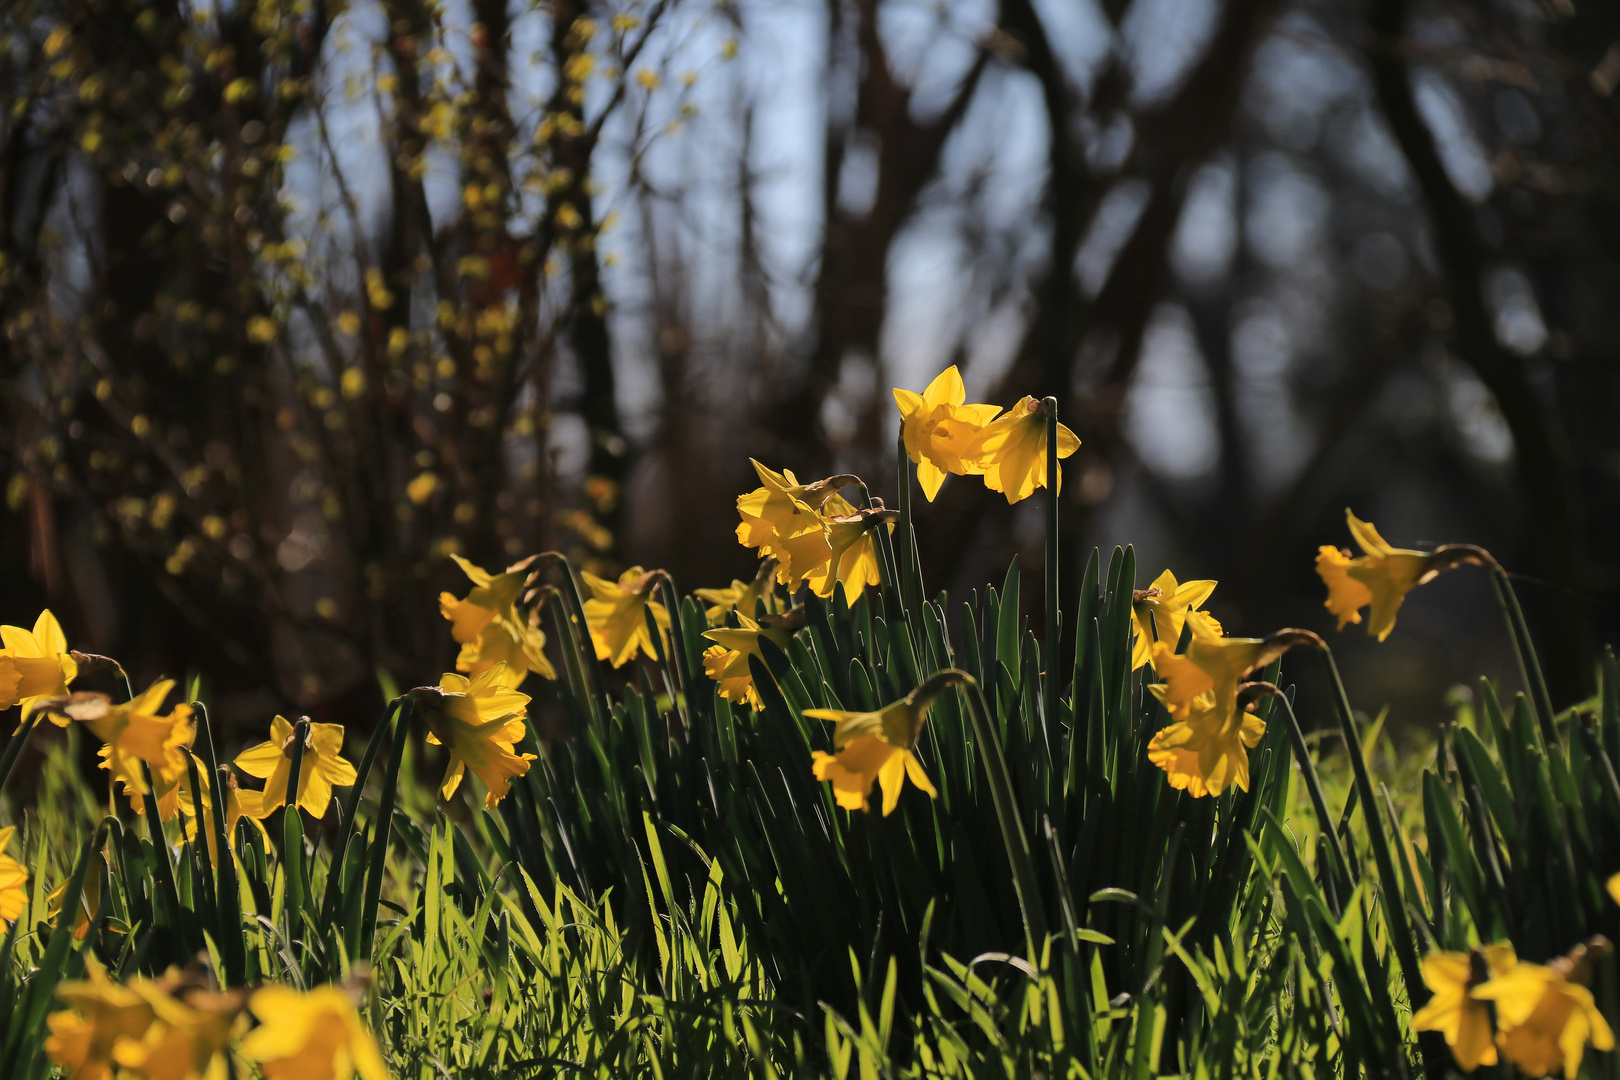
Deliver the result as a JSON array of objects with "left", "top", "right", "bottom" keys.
[
  {"left": 359, "top": 698, "right": 413, "bottom": 959},
  {"left": 895, "top": 428, "right": 927, "bottom": 630},
  {"left": 0, "top": 710, "right": 41, "bottom": 795},
  {"left": 856, "top": 481, "right": 907, "bottom": 626},
  {"left": 956, "top": 672, "right": 1050, "bottom": 954},
  {"left": 1488, "top": 566, "right": 1558, "bottom": 746},
  {"left": 1042, "top": 397, "right": 1060, "bottom": 739},
  {"left": 1318, "top": 646, "right": 1437, "bottom": 1079},
  {"left": 322, "top": 698, "right": 401, "bottom": 934},
  {"left": 1270, "top": 688, "right": 1354, "bottom": 910},
  {"left": 187, "top": 700, "right": 243, "bottom": 982}
]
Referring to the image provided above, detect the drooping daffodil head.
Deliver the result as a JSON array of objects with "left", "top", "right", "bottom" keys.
[
  {"left": 970, "top": 396, "right": 1079, "bottom": 504},
  {"left": 804, "top": 670, "right": 966, "bottom": 815},
  {"left": 1316, "top": 509, "right": 1494, "bottom": 642},
  {"left": 407, "top": 665, "right": 535, "bottom": 808},
  {"left": 1412, "top": 944, "right": 1519, "bottom": 1072}
]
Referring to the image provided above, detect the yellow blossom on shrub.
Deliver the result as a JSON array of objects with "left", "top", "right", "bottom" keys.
[
  {"left": 893, "top": 366, "right": 1002, "bottom": 501},
  {"left": 581, "top": 567, "right": 669, "bottom": 667},
  {"left": 234, "top": 716, "right": 357, "bottom": 818},
  {"left": 806, "top": 681, "right": 948, "bottom": 815},
  {"left": 1131, "top": 570, "right": 1222, "bottom": 671},
  {"left": 1, "top": 609, "right": 78, "bottom": 720},
  {"left": 971, "top": 396, "right": 1079, "bottom": 504},
  {"left": 702, "top": 614, "right": 792, "bottom": 711},
  {"left": 239, "top": 984, "right": 390, "bottom": 1080},
  {"left": 408, "top": 665, "right": 535, "bottom": 808},
  {"left": 1412, "top": 945, "right": 1518, "bottom": 1072},
  {"left": 1473, "top": 955, "right": 1614, "bottom": 1078}
]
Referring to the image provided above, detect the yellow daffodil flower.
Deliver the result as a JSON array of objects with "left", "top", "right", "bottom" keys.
[
  {"left": 407, "top": 665, "right": 536, "bottom": 807},
  {"left": 806, "top": 497, "right": 889, "bottom": 604},
  {"left": 735, "top": 461, "right": 855, "bottom": 589},
  {"left": 0, "top": 826, "right": 26, "bottom": 926},
  {"left": 1412, "top": 944, "right": 1518, "bottom": 1071},
  {"left": 1, "top": 609, "right": 77, "bottom": 721},
  {"left": 439, "top": 554, "right": 555, "bottom": 682},
  {"left": 1150, "top": 636, "right": 1290, "bottom": 728},
  {"left": 117, "top": 975, "right": 245, "bottom": 1080},
  {"left": 177, "top": 764, "right": 269, "bottom": 867},
  {"left": 971, "top": 396, "right": 1079, "bottom": 504},
  {"left": 1474, "top": 955, "right": 1615, "bottom": 1078},
  {"left": 1316, "top": 509, "right": 1491, "bottom": 642},
  {"left": 702, "top": 614, "right": 793, "bottom": 711},
  {"left": 1609, "top": 872, "right": 1620, "bottom": 906},
  {"left": 1131, "top": 570, "right": 1223, "bottom": 671},
  {"left": 74, "top": 681, "right": 196, "bottom": 820},
  {"left": 1146, "top": 689, "right": 1264, "bottom": 797},
  {"left": 581, "top": 566, "right": 670, "bottom": 668},
  {"left": 894, "top": 365, "right": 1002, "bottom": 500},
  {"left": 694, "top": 559, "right": 779, "bottom": 625},
  {"left": 239, "top": 984, "right": 391, "bottom": 1080},
  {"left": 233, "top": 716, "right": 358, "bottom": 818},
  {"left": 47, "top": 960, "right": 157, "bottom": 1080},
  {"left": 805, "top": 680, "right": 949, "bottom": 815}
]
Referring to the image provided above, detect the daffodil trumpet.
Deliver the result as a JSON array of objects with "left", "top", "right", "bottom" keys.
[{"left": 1317, "top": 509, "right": 1496, "bottom": 642}]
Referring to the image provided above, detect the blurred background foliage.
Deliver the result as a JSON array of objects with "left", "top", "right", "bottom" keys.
[{"left": 2, "top": 0, "right": 1618, "bottom": 737}]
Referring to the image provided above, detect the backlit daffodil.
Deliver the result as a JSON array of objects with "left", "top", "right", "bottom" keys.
[
  {"left": 1412, "top": 944, "right": 1519, "bottom": 1071},
  {"left": 1609, "top": 872, "right": 1620, "bottom": 906},
  {"left": 1146, "top": 689, "right": 1265, "bottom": 797},
  {"left": 239, "top": 984, "right": 391, "bottom": 1080},
  {"left": 407, "top": 665, "right": 535, "bottom": 808},
  {"left": 178, "top": 766, "right": 269, "bottom": 868},
  {"left": 894, "top": 365, "right": 1002, "bottom": 500},
  {"left": 234, "top": 716, "right": 358, "bottom": 818},
  {"left": 116, "top": 976, "right": 246, "bottom": 1080},
  {"left": 71, "top": 681, "right": 197, "bottom": 819},
  {"left": 439, "top": 554, "right": 555, "bottom": 683},
  {"left": 46, "top": 960, "right": 157, "bottom": 1080},
  {"left": 581, "top": 567, "right": 670, "bottom": 668},
  {"left": 1146, "top": 632, "right": 1313, "bottom": 797},
  {"left": 1131, "top": 570, "right": 1223, "bottom": 671},
  {"left": 735, "top": 461, "right": 855, "bottom": 589},
  {"left": 702, "top": 614, "right": 793, "bottom": 711},
  {"left": 1316, "top": 509, "right": 1492, "bottom": 642},
  {"left": 47, "top": 857, "right": 110, "bottom": 942},
  {"left": 805, "top": 673, "right": 963, "bottom": 815},
  {"left": 807, "top": 499, "right": 890, "bottom": 604},
  {"left": 0, "top": 826, "right": 27, "bottom": 926},
  {"left": 972, "top": 396, "right": 1079, "bottom": 504},
  {"left": 1473, "top": 949, "right": 1615, "bottom": 1078},
  {"left": 694, "top": 559, "right": 779, "bottom": 625},
  {"left": 1, "top": 609, "right": 77, "bottom": 720}
]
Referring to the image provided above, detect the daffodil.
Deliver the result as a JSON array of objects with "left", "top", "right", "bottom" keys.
[
  {"left": 1412, "top": 945, "right": 1518, "bottom": 1071},
  {"left": 439, "top": 554, "right": 555, "bottom": 682},
  {"left": 694, "top": 559, "right": 779, "bottom": 625},
  {"left": 1474, "top": 954, "right": 1615, "bottom": 1078},
  {"left": 0, "top": 826, "right": 26, "bottom": 925},
  {"left": 1, "top": 609, "right": 77, "bottom": 721},
  {"left": 971, "top": 396, "right": 1079, "bottom": 504},
  {"left": 805, "top": 680, "right": 949, "bottom": 815},
  {"left": 47, "top": 858, "right": 111, "bottom": 942},
  {"left": 806, "top": 498, "right": 889, "bottom": 604},
  {"left": 233, "top": 716, "right": 357, "bottom": 818},
  {"left": 239, "top": 984, "right": 391, "bottom": 1080},
  {"left": 1609, "top": 872, "right": 1620, "bottom": 907},
  {"left": 116, "top": 974, "right": 245, "bottom": 1080},
  {"left": 894, "top": 365, "right": 1003, "bottom": 500},
  {"left": 47, "top": 960, "right": 157, "bottom": 1080},
  {"left": 581, "top": 566, "right": 670, "bottom": 667},
  {"left": 1150, "top": 636, "right": 1294, "bottom": 728},
  {"left": 735, "top": 460, "right": 855, "bottom": 588},
  {"left": 1316, "top": 509, "right": 1491, "bottom": 642},
  {"left": 1131, "top": 570, "right": 1223, "bottom": 671},
  {"left": 702, "top": 614, "right": 793, "bottom": 710},
  {"left": 1145, "top": 689, "right": 1265, "bottom": 797},
  {"left": 75, "top": 681, "right": 196, "bottom": 819},
  {"left": 178, "top": 763, "right": 269, "bottom": 867},
  {"left": 407, "top": 665, "right": 535, "bottom": 807}
]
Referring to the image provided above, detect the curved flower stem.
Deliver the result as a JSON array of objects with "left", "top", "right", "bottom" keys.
[
  {"left": 1246, "top": 683, "right": 1352, "bottom": 911},
  {"left": 1487, "top": 565, "right": 1558, "bottom": 746},
  {"left": 949, "top": 669, "right": 1050, "bottom": 955},
  {"left": 1316, "top": 644, "right": 1436, "bottom": 1077},
  {"left": 359, "top": 697, "right": 413, "bottom": 960},
  {"left": 1042, "top": 396, "right": 1060, "bottom": 739},
  {"left": 0, "top": 710, "right": 41, "bottom": 797}
]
